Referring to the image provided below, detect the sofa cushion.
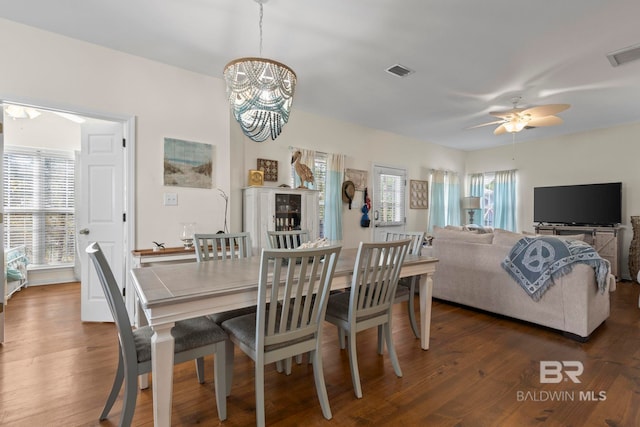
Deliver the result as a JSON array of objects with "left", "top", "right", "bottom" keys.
[
  {"left": 433, "top": 226, "right": 494, "bottom": 244},
  {"left": 493, "top": 229, "right": 525, "bottom": 247}
]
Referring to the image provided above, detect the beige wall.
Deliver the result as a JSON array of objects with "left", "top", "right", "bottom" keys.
[
  {"left": 0, "top": 18, "right": 230, "bottom": 249},
  {"left": 466, "top": 122, "right": 640, "bottom": 279},
  {"left": 2, "top": 18, "right": 637, "bottom": 277},
  {"left": 238, "top": 109, "right": 465, "bottom": 249}
]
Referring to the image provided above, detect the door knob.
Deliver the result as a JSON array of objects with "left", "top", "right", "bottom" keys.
[{"left": 79, "top": 228, "right": 90, "bottom": 235}]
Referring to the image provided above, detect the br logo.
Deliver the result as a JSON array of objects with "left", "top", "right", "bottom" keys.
[{"left": 540, "top": 361, "right": 583, "bottom": 383}]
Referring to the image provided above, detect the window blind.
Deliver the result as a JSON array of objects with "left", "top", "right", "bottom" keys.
[
  {"left": 375, "top": 168, "right": 406, "bottom": 226},
  {"left": 3, "top": 147, "right": 76, "bottom": 267}
]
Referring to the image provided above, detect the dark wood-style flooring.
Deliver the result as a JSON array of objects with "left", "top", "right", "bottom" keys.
[{"left": 1, "top": 281, "right": 639, "bottom": 426}]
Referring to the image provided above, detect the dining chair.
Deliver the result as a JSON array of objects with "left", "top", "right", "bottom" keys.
[
  {"left": 384, "top": 231, "right": 425, "bottom": 339},
  {"left": 266, "top": 229, "right": 311, "bottom": 249},
  {"left": 221, "top": 245, "right": 342, "bottom": 427},
  {"left": 86, "top": 242, "right": 228, "bottom": 426},
  {"left": 194, "top": 232, "right": 256, "bottom": 393},
  {"left": 325, "top": 239, "right": 411, "bottom": 398},
  {"left": 194, "top": 231, "right": 252, "bottom": 261}
]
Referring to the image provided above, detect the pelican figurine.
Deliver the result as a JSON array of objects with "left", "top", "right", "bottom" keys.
[{"left": 291, "top": 150, "right": 314, "bottom": 189}]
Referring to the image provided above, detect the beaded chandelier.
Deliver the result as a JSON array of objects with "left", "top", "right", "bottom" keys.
[{"left": 223, "top": 0, "right": 297, "bottom": 142}]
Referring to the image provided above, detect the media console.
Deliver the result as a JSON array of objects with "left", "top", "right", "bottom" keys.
[{"left": 534, "top": 224, "right": 623, "bottom": 278}]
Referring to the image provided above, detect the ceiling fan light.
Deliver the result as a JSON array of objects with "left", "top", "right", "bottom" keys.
[{"left": 503, "top": 118, "right": 527, "bottom": 133}]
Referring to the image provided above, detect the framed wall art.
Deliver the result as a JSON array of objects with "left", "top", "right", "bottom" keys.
[
  {"left": 344, "top": 168, "right": 368, "bottom": 191},
  {"left": 410, "top": 180, "right": 429, "bottom": 209},
  {"left": 257, "top": 158, "right": 278, "bottom": 181},
  {"left": 164, "top": 138, "right": 214, "bottom": 189}
]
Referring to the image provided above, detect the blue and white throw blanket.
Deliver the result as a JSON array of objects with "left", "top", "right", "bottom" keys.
[{"left": 501, "top": 236, "right": 609, "bottom": 301}]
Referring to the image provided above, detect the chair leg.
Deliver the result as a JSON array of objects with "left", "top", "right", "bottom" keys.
[
  {"left": 100, "top": 350, "right": 125, "bottom": 421},
  {"left": 213, "top": 341, "right": 227, "bottom": 420},
  {"left": 337, "top": 327, "right": 346, "bottom": 350},
  {"left": 384, "top": 321, "right": 403, "bottom": 378},
  {"left": 311, "top": 348, "right": 333, "bottom": 420},
  {"left": 120, "top": 361, "right": 139, "bottom": 427},
  {"left": 407, "top": 276, "right": 420, "bottom": 339},
  {"left": 195, "top": 357, "right": 205, "bottom": 384},
  {"left": 225, "top": 341, "right": 234, "bottom": 396},
  {"left": 377, "top": 325, "right": 384, "bottom": 355},
  {"left": 346, "top": 331, "right": 363, "bottom": 398},
  {"left": 255, "top": 364, "right": 266, "bottom": 427}
]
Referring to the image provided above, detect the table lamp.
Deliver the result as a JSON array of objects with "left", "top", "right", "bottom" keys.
[{"left": 462, "top": 196, "right": 481, "bottom": 224}]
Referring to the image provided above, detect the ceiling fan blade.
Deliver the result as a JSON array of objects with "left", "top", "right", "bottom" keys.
[
  {"left": 521, "top": 104, "right": 570, "bottom": 117},
  {"left": 489, "top": 108, "right": 525, "bottom": 118},
  {"left": 467, "top": 120, "right": 505, "bottom": 129},
  {"left": 527, "top": 115, "right": 563, "bottom": 127},
  {"left": 493, "top": 124, "right": 508, "bottom": 135}
]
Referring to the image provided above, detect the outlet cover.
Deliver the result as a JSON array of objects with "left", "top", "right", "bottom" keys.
[{"left": 164, "top": 192, "right": 178, "bottom": 206}]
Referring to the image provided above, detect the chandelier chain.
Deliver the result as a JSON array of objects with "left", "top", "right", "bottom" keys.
[{"left": 258, "top": 2, "right": 264, "bottom": 56}]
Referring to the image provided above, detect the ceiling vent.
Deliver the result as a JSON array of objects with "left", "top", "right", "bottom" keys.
[
  {"left": 607, "top": 43, "right": 640, "bottom": 67},
  {"left": 385, "top": 64, "right": 414, "bottom": 78}
]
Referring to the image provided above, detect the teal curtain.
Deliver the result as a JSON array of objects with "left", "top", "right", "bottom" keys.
[
  {"left": 469, "top": 173, "right": 484, "bottom": 225},
  {"left": 494, "top": 169, "right": 516, "bottom": 231},
  {"left": 428, "top": 170, "right": 446, "bottom": 233},
  {"left": 324, "top": 153, "right": 344, "bottom": 241},
  {"left": 447, "top": 172, "right": 461, "bottom": 226}
]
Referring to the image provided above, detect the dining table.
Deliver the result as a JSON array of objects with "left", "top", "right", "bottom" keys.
[{"left": 130, "top": 246, "right": 438, "bottom": 427}]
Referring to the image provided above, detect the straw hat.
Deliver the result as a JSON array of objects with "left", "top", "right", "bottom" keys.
[{"left": 342, "top": 180, "right": 356, "bottom": 204}]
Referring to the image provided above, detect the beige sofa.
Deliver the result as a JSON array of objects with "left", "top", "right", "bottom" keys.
[{"left": 430, "top": 227, "right": 614, "bottom": 340}]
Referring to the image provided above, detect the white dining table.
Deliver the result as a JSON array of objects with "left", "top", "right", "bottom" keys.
[{"left": 130, "top": 247, "right": 438, "bottom": 427}]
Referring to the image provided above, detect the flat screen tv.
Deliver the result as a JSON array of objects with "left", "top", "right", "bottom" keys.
[{"left": 534, "top": 182, "right": 622, "bottom": 226}]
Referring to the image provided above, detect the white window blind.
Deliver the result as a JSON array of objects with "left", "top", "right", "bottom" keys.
[
  {"left": 375, "top": 167, "right": 406, "bottom": 226},
  {"left": 291, "top": 152, "right": 327, "bottom": 237},
  {"left": 3, "top": 147, "right": 76, "bottom": 267}
]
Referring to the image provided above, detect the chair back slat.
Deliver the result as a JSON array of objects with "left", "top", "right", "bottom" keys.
[
  {"left": 194, "top": 232, "right": 252, "bottom": 262},
  {"left": 266, "top": 229, "right": 311, "bottom": 249},
  {"left": 350, "top": 239, "right": 411, "bottom": 321},
  {"left": 257, "top": 246, "right": 341, "bottom": 351},
  {"left": 384, "top": 231, "right": 424, "bottom": 255}
]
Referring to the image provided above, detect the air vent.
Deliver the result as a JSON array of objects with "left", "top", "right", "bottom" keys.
[
  {"left": 385, "top": 64, "right": 414, "bottom": 78},
  {"left": 607, "top": 43, "right": 640, "bottom": 67}
]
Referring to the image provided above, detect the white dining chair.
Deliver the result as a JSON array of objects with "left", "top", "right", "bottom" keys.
[
  {"left": 384, "top": 231, "right": 425, "bottom": 340},
  {"left": 266, "top": 229, "right": 311, "bottom": 249},
  {"left": 325, "top": 239, "right": 411, "bottom": 398},
  {"left": 221, "top": 245, "right": 342, "bottom": 426},
  {"left": 86, "top": 242, "right": 228, "bottom": 425}
]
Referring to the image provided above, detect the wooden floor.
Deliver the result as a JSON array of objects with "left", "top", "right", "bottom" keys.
[{"left": 1, "top": 281, "right": 639, "bottom": 427}]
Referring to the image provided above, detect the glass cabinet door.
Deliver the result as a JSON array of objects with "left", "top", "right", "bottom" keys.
[{"left": 274, "top": 193, "right": 302, "bottom": 231}]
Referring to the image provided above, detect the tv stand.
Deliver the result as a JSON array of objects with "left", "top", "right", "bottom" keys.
[{"left": 534, "top": 224, "right": 623, "bottom": 278}]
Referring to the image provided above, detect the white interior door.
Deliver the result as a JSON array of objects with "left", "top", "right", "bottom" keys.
[
  {"left": 79, "top": 121, "right": 124, "bottom": 322},
  {"left": 372, "top": 164, "right": 407, "bottom": 241}
]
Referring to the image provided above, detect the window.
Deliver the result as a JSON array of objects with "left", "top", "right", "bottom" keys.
[
  {"left": 291, "top": 152, "right": 327, "bottom": 237},
  {"left": 469, "top": 170, "right": 516, "bottom": 231},
  {"left": 3, "top": 147, "right": 76, "bottom": 267},
  {"left": 374, "top": 166, "right": 406, "bottom": 227}
]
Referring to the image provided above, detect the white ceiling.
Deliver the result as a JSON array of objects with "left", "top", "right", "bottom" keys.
[{"left": 2, "top": 0, "right": 640, "bottom": 151}]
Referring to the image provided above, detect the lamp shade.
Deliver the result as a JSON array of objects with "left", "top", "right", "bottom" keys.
[{"left": 462, "top": 196, "right": 481, "bottom": 210}]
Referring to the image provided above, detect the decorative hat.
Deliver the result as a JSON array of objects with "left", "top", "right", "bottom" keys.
[{"left": 342, "top": 180, "right": 356, "bottom": 207}]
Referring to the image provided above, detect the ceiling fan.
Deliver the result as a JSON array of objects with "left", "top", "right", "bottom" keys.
[{"left": 472, "top": 97, "right": 571, "bottom": 135}]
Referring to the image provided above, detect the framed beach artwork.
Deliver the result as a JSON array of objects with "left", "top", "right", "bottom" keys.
[
  {"left": 164, "top": 138, "right": 214, "bottom": 189},
  {"left": 344, "top": 168, "right": 368, "bottom": 191}
]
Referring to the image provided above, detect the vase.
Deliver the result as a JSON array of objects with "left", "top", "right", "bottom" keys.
[{"left": 629, "top": 216, "right": 640, "bottom": 282}]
